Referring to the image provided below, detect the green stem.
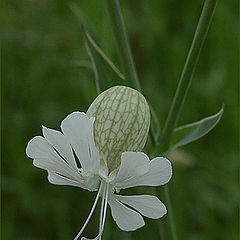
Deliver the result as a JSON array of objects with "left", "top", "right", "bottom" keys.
[
  {"left": 158, "top": 1, "right": 218, "bottom": 240},
  {"left": 158, "top": 0, "right": 218, "bottom": 153},
  {"left": 153, "top": 188, "right": 166, "bottom": 239},
  {"left": 84, "top": 37, "right": 101, "bottom": 95},
  {"left": 164, "top": 186, "right": 177, "bottom": 240},
  {"left": 105, "top": 0, "right": 141, "bottom": 92},
  {"left": 106, "top": 1, "right": 218, "bottom": 240},
  {"left": 105, "top": 0, "right": 158, "bottom": 147}
]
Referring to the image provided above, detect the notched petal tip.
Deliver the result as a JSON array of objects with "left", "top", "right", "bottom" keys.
[
  {"left": 108, "top": 195, "right": 145, "bottom": 231},
  {"left": 42, "top": 126, "right": 51, "bottom": 139},
  {"left": 61, "top": 111, "right": 89, "bottom": 123},
  {"left": 113, "top": 155, "right": 172, "bottom": 189},
  {"left": 42, "top": 125, "right": 53, "bottom": 137},
  {"left": 121, "top": 152, "right": 150, "bottom": 175},
  {"left": 113, "top": 194, "right": 167, "bottom": 220},
  {"left": 162, "top": 205, "right": 167, "bottom": 216},
  {"left": 41, "top": 125, "right": 47, "bottom": 132},
  {"left": 156, "top": 157, "right": 173, "bottom": 184},
  {"left": 112, "top": 151, "right": 150, "bottom": 185},
  {"left": 26, "top": 136, "right": 44, "bottom": 158}
]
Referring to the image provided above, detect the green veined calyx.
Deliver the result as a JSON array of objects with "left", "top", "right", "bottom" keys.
[{"left": 87, "top": 86, "right": 150, "bottom": 172}]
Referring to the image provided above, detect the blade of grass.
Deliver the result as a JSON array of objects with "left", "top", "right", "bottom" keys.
[
  {"left": 105, "top": 0, "right": 219, "bottom": 240},
  {"left": 70, "top": 2, "right": 125, "bottom": 81},
  {"left": 156, "top": 1, "right": 218, "bottom": 240},
  {"left": 158, "top": 0, "right": 219, "bottom": 154},
  {"left": 105, "top": 0, "right": 141, "bottom": 92},
  {"left": 84, "top": 38, "right": 101, "bottom": 94},
  {"left": 82, "top": 25, "right": 125, "bottom": 80},
  {"left": 105, "top": 0, "right": 158, "bottom": 149},
  {"left": 159, "top": 104, "right": 224, "bottom": 156}
]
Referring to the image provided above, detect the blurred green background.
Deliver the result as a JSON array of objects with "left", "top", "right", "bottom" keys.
[{"left": 2, "top": 0, "right": 238, "bottom": 239}]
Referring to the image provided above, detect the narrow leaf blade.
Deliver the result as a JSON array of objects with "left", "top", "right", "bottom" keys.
[
  {"left": 84, "top": 38, "right": 101, "bottom": 94},
  {"left": 70, "top": 3, "right": 125, "bottom": 80},
  {"left": 168, "top": 104, "right": 224, "bottom": 153},
  {"left": 82, "top": 25, "right": 125, "bottom": 80}
]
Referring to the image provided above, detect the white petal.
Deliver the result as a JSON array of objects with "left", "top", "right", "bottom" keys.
[
  {"left": 47, "top": 171, "right": 86, "bottom": 189},
  {"left": 42, "top": 126, "right": 77, "bottom": 168},
  {"left": 60, "top": 112, "right": 100, "bottom": 173},
  {"left": 47, "top": 171, "right": 98, "bottom": 191},
  {"left": 114, "top": 157, "right": 172, "bottom": 190},
  {"left": 26, "top": 136, "right": 83, "bottom": 185},
  {"left": 113, "top": 194, "right": 167, "bottom": 219},
  {"left": 112, "top": 152, "right": 149, "bottom": 185},
  {"left": 108, "top": 194, "right": 145, "bottom": 231}
]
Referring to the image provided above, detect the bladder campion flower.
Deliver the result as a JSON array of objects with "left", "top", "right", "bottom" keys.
[{"left": 26, "top": 86, "right": 172, "bottom": 240}]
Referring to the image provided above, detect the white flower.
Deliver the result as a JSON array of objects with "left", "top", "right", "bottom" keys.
[
  {"left": 26, "top": 111, "right": 172, "bottom": 240},
  {"left": 26, "top": 86, "right": 172, "bottom": 239}
]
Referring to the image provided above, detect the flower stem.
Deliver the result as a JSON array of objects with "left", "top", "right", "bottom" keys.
[
  {"left": 84, "top": 37, "right": 101, "bottom": 95},
  {"left": 105, "top": 0, "right": 157, "bottom": 147},
  {"left": 105, "top": 0, "right": 141, "bottom": 92},
  {"left": 157, "top": 1, "right": 218, "bottom": 240},
  {"left": 158, "top": 0, "right": 218, "bottom": 153},
  {"left": 163, "top": 186, "right": 177, "bottom": 240},
  {"left": 105, "top": 1, "right": 218, "bottom": 240}
]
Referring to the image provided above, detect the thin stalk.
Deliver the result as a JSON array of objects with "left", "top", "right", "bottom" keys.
[
  {"left": 164, "top": 186, "right": 177, "bottom": 240},
  {"left": 84, "top": 38, "right": 101, "bottom": 95},
  {"left": 157, "top": 1, "right": 218, "bottom": 240},
  {"left": 82, "top": 25, "right": 125, "bottom": 80},
  {"left": 105, "top": 0, "right": 141, "bottom": 92},
  {"left": 105, "top": 0, "right": 157, "bottom": 147},
  {"left": 105, "top": 1, "right": 218, "bottom": 240},
  {"left": 153, "top": 188, "right": 166, "bottom": 239},
  {"left": 158, "top": 0, "right": 218, "bottom": 153}
]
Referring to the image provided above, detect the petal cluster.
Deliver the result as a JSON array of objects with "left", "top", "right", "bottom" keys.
[
  {"left": 107, "top": 152, "right": 171, "bottom": 231},
  {"left": 26, "top": 112, "right": 100, "bottom": 191},
  {"left": 26, "top": 111, "right": 172, "bottom": 239}
]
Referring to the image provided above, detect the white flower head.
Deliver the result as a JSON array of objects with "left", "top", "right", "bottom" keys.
[{"left": 26, "top": 86, "right": 172, "bottom": 240}]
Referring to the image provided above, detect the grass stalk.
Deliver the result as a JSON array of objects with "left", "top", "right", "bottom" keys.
[
  {"left": 105, "top": 0, "right": 158, "bottom": 147},
  {"left": 105, "top": 0, "right": 141, "bottom": 92},
  {"left": 158, "top": 0, "right": 218, "bottom": 153},
  {"left": 106, "top": 0, "right": 218, "bottom": 240},
  {"left": 158, "top": 1, "right": 218, "bottom": 240}
]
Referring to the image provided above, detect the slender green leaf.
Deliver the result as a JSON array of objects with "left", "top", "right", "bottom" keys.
[
  {"left": 158, "top": 0, "right": 219, "bottom": 153},
  {"left": 84, "top": 38, "right": 101, "bottom": 94},
  {"left": 105, "top": 0, "right": 141, "bottom": 91},
  {"left": 70, "top": 3, "right": 125, "bottom": 80},
  {"left": 166, "top": 104, "right": 224, "bottom": 154},
  {"left": 82, "top": 25, "right": 125, "bottom": 80},
  {"left": 70, "top": 2, "right": 125, "bottom": 92}
]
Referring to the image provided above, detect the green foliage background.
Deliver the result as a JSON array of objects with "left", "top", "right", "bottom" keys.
[{"left": 2, "top": 0, "right": 238, "bottom": 239}]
